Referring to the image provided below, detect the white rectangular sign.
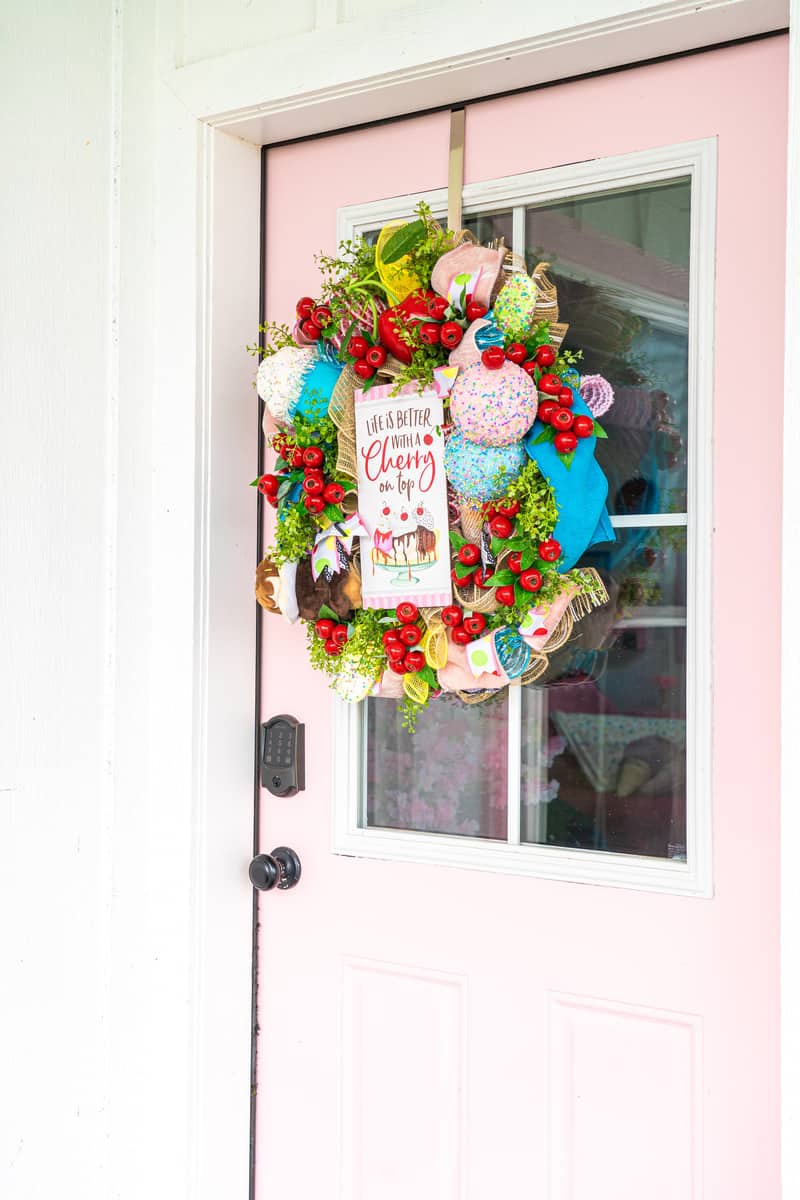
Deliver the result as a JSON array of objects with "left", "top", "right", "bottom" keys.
[{"left": 354, "top": 374, "right": 454, "bottom": 610}]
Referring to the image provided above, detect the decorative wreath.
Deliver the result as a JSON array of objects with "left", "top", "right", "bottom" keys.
[{"left": 252, "top": 204, "right": 616, "bottom": 730}]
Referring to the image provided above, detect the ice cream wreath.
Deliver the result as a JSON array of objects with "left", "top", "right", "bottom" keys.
[{"left": 253, "top": 205, "right": 616, "bottom": 729}]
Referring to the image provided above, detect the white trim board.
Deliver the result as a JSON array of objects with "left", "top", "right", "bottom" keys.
[{"left": 331, "top": 138, "right": 715, "bottom": 899}]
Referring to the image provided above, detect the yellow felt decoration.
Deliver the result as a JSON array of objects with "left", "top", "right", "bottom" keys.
[
  {"left": 402, "top": 673, "right": 430, "bottom": 706},
  {"left": 376, "top": 222, "right": 422, "bottom": 305},
  {"left": 421, "top": 627, "right": 448, "bottom": 670}
]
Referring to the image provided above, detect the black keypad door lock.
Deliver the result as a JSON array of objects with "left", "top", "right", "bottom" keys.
[
  {"left": 248, "top": 847, "right": 302, "bottom": 891},
  {"left": 260, "top": 715, "right": 305, "bottom": 797}
]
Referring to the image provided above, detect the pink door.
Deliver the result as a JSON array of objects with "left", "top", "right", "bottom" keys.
[{"left": 256, "top": 37, "right": 786, "bottom": 1198}]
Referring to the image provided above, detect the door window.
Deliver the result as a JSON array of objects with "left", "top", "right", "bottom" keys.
[{"left": 334, "top": 142, "right": 713, "bottom": 894}]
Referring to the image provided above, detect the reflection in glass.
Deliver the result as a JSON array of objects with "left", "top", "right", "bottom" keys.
[
  {"left": 365, "top": 692, "right": 508, "bottom": 839},
  {"left": 521, "top": 528, "right": 687, "bottom": 859},
  {"left": 463, "top": 209, "right": 513, "bottom": 248},
  {"left": 526, "top": 179, "right": 690, "bottom": 517}
]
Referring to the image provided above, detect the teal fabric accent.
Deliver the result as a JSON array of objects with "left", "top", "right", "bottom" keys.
[
  {"left": 523, "top": 388, "right": 615, "bottom": 570},
  {"left": 290, "top": 358, "right": 342, "bottom": 422}
]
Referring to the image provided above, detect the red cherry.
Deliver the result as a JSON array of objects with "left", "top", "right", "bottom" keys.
[
  {"left": 396, "top": 602, "right": 419, "bottom": 625},
  {"left": 324, "top": 638, "right": 342, "bottom": 656},
  {"left": 483, "top": 504, "right": 497, "bottom": 520},
  {"left": 423, "top": 434, "right": 433, "bottom": 445},
  {"left": 551, "top": 408, "right": 575, "bottom": 432},
  {"left": 348, "top": 335, "right": 369, "bottom": 359},
  {"left": 385, "top": 641, "right": 406, "bottom": 663},
  {"left": 489, "top": 514, "right": 513, "bottom": 539},
  {"left": 463, "top": 613, "right": 486, "bottom": 637},
  {"left": 451, "top": 626, "right": 473, "bottom": 646},
  {"left": 441, "top": 605, "right": 463, "bottom": 627},
  {"left": 465, "top": 301, "right": 489, "bottom": 321},
  {"left": 365, "top": 345, "right": 387, "bottom": 368},
  {"left": 419, "top": 322, "right": 441, "bottom": 346},
  {"left": 481, "top": 346, "right": 505, "bottom": 371},
  {"left": 537, "top": 399, "right": 559, "bottom": 424},
  {"left": 554, "top": 431, "right": 578, "bottom": 454},
  {"left": 473, "top": 568, "right": 494, "bottom": 588},
  {"left": 457, "top": 543, "right": 480, "bottom": 567},
  {"left": 388, "top": 660, "right": 407, "bottom": 675},
  {"left": 302, "top": 475, "right": 324, "bottom": 496},
  {"left": 311, "top": 305, "right": 332, "bottom": 329},
  {"left": 521, "top": 360, "right": 538, "bottom": 377},
  {"left": 296, "top": 296, "right": 315, "bottom": 320},
  {"left": 519, "top": 568, "right": 543, "bottom": 592},
  {"left": 538, "top": 373, "right": 563, "bottom": 395},
  {"left": 301, "top": 319, "right": 322, "bottom": 341},
  {"left": 496, "top": 499, "right": 520, "bottom": 517},
  {"left": 382, "top": 629, "right": 402, "bottom": 647},
  {"left": 505, "top": 343, "right": 528, "bottom": 365},
  {"left": 427, "top": 296, "right": 449, "bottom": 320},
  {"left": 572, "top": 415, "right": 595, "bottom": 439},
  {"left": 303, "top": 495, "right": 325, "bottom": 514},
  {"left": 440, "top": 322, "right": 463, "bottom": 349},
  {"left": 382, "top": 506, "right": 391, "bottom": 516},
  {"left": 400, "top": 511, "right": 408, "bottom": 522},
  {"left": 258, "top": 474, "right": 278, "bottom": 495},
  {"left": 508, "top": 551, "right": 522, "bottom": 574},
  {"left": 403, "top": 650, "right": 425, "bottom": 673},
  {"left": 452, "top": 568, "right": 473, "bottom": 587},
  {"left": 538, "top": 538, "right": 562, "bottom": 562},
  {"left": 496, "top": 586, "right": 517, "bottom": 606},
  {"left": 290, "top": 447, "right": 304, "bottom": 468},
  {"left": 535, "top": 345, "right": 556, "bottom": 367},
  {"left": 332, "top": 624, "right": 349, "bottom": 646},
  {"left": 354, "top": 360, "right": 375, "bottom": 380},
  {"left": 302, "top": 446, "right": 324, "bottom": 468},
  {"left": 315, "top": 618, "right": 335, "bottom": 639},
  {"left": 557, "top": 387, "right": 574, "bottom": 408},
  {"left": 323, "top": 482, "right": 345, "bottom": 504},
  {"left": 399, "top": 624, "right": 422, "bottom": 647}
]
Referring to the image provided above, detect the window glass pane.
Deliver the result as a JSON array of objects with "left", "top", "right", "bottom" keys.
[
  {"left": 365, "top": 692, "right": 508, "bottom": 839},
  {"left": 463, "top": 209, "right": 513, "bottom": 247},
  {"left": 521, "top": 527, "right": 687, "bottom": 859},
  {"left": 525, "top": 179, "right": 690, "bottom": 516}
]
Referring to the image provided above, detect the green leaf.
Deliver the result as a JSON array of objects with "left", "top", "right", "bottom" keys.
[
  {"left": 593, "top": 422, "right": 608, "bottom": 439},
  {"left": 561, "top": 450, "right": 576, "bottom": 470},
  {"left": 449, "top": 529, "right": 467, "bottom": 551},
  {"left": 486, "top": 568, "right": 517, "bottom": 587},
  {"left": 532, "top": 426, "right": 556, "bottom": 445},
  {"left": 418, "top": 665, "right": 438, "bottom": 688},
  {"left": 274, "top": 457, "right": 288, "bottom": 473},
  {"left": 521, "top": 546, "right": 536, "bottom": 570},
  {"left": 490, "top": 537, "right": 508, "bottom": 557},
  {"left": 342, "top": 481, "right": 357, "bottom": 493},
  {"left": 323, "top": 503, "right": 344, "bottom": 522},
  {"left": 250, "top": 477, "right": 260, "bottom": 487},
  {"left": 514, "top": 583, "right": 527, "bottom": 605},
  {"left": 277, "top": 479, "right": 293, "bottom": 500},
  {"left": 318, "top": 602, "right": 338, "bottom": 622},
  {"left": 507, "top": 536, "right": 528, "bottom": 552},
  {"left": 380, "top": 219, "right": 427, "bottom": 264},
  {"left": 453, "top": 570, "right": 474, "bottom": 585}
]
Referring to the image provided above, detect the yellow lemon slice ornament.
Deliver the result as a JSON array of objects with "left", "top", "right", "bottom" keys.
[
  {"left": 402, "top": 672, "right": 430, "bottom": 706},
  {"left": 376, "top": 221, "right": 422, "bottom": 305}
]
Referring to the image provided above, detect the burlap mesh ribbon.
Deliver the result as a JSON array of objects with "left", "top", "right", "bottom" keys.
[
  {"left": 531, "top": 261, "right": 569, "bottom": 349},
  {"left": 329, "top": 364, "right": 358, "bottom": 482}
]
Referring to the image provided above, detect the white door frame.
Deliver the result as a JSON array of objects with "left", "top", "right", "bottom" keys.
[{"left": 114, "top": 4, "right": 796, "bottom": 1196}]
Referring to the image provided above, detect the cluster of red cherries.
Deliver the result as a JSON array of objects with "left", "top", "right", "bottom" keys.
[
  {"left": 535, "top": 373, "right": 595, "bottom": 455},
  {"left": 295, "top": 296, "right": 332, "bottom": 343},
  {"left": 380, "top": 602, "right": 427, "bottom": 674},
  {"left": 315, "top": 617, "right": 350, "bottom": 658},
  {"left": 480, "top": 338, "right": 556, "bottom": 377},
  {"left": 257, "top": 436, "right": 344, "bottom": 516},
  {"left": 414, "top": 294, "right": 489, "bottom": 351}
]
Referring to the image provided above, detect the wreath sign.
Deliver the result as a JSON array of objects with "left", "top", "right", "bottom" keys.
[{"left": 252, "top": 206, "right": 615, "bottom": 730}]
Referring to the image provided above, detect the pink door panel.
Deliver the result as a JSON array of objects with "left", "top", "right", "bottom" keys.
[{"left": 257, "top": 38, "right": 786, "bottom": 1198}]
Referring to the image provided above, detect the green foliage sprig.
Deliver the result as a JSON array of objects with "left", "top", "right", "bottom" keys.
[
  {"left": 273, "top": 506, "right": 316, "bottom": 566},
  {"left": 506, "top": 462, "right": 559, "bottom": 543},
  {"left": 247, "top": 321, "right": 295, "bottom": 360}
]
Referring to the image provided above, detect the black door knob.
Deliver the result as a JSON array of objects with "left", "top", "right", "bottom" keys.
[{"left": 248, "top": 846, "right": 302, "bottom": 891}]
